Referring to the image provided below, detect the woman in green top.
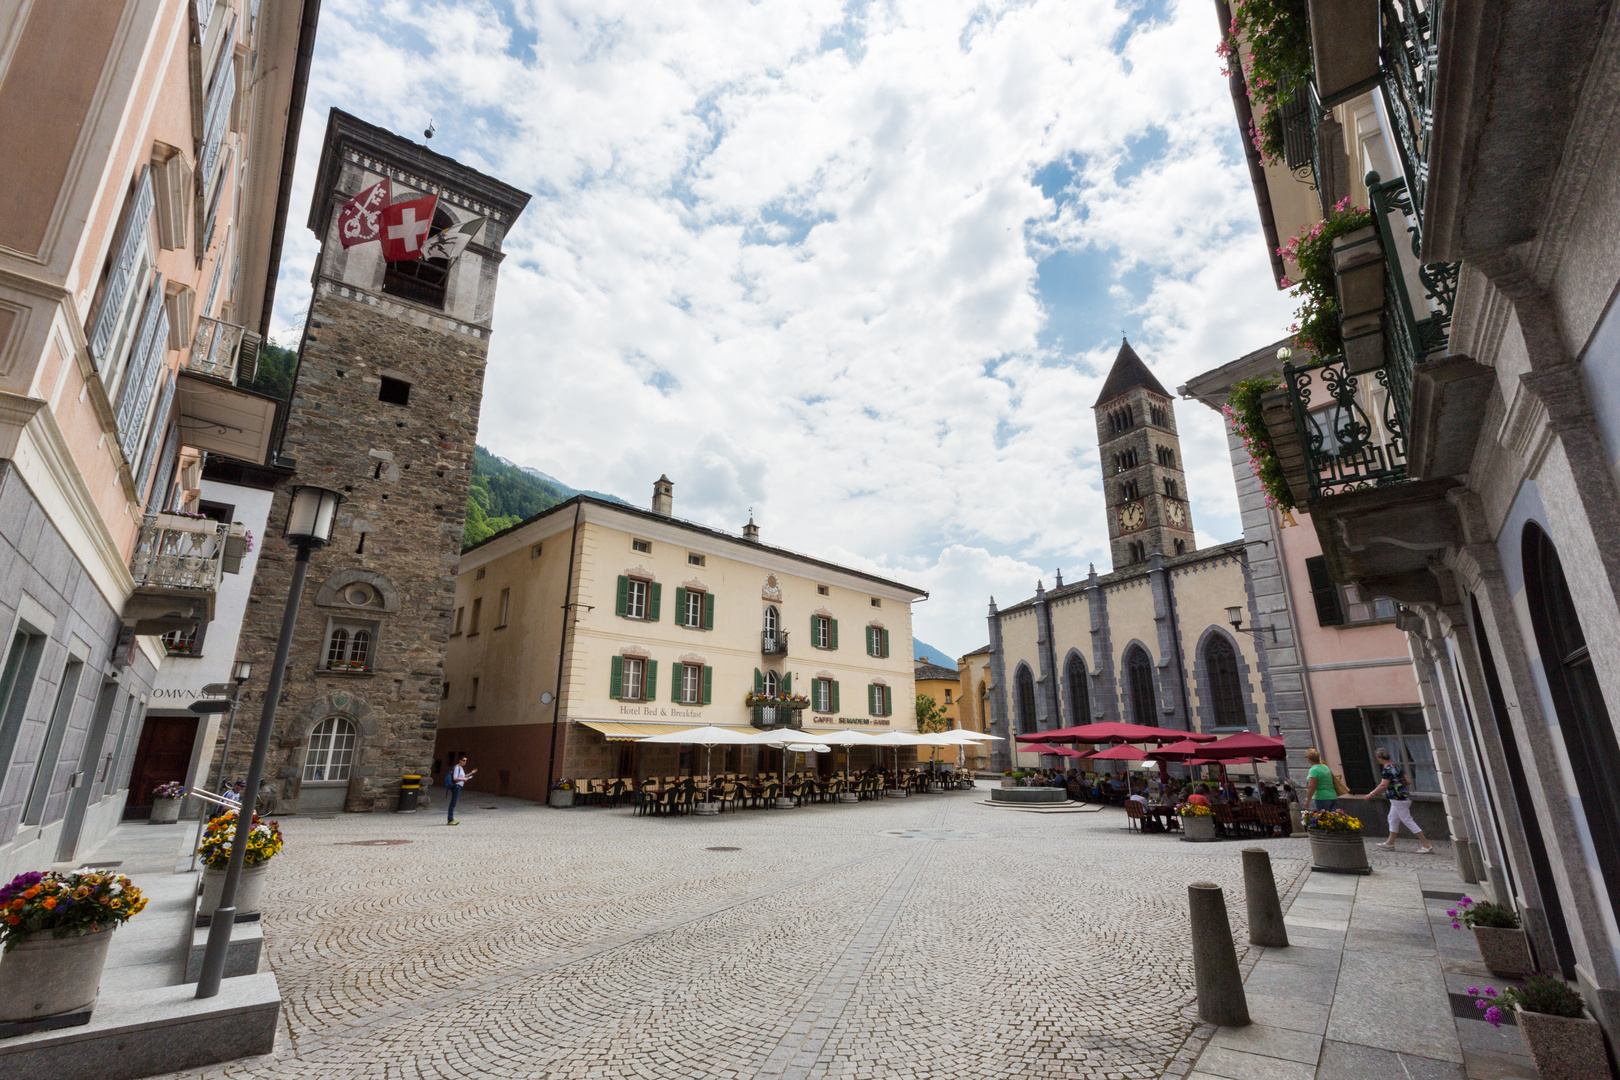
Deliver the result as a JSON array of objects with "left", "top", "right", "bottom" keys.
[{"left": 1304, "top": 748, "right": 1338, "bottom": 811}]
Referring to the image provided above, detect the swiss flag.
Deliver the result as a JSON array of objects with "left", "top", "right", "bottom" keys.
[
  {"left": 380, "top": 195, "right": 438, "bottom": 262},
  {"left": 336, "top": 178, "right": 390, "bottom": 248}
]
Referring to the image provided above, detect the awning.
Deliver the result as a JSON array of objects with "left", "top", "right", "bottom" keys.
[
  {"left": 575, "top": 720, "right": 757, "bottom": 742},
  {"left": 176, "top": 372, "right": 280, "bottom": 463}
]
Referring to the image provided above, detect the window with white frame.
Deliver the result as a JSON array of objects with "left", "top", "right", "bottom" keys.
[
  {"left": 763, "top": 605, "right": 780, "bottom": 640},
  {"left": 303, "top": 717, "right": 358, "bottom": 782},
  {"left": 632, "top": 538, "right": 652, "bottom": 554},
  {"left": 625, "top": 579, "right": 648, "bottom": 620},
  {"left": 682, "top": 663, "right": 702, "bottom": 705},
  {"left": 762, "top": 669, "right": 779, "bottom": 696},
  {"left": 324, "top": 620, "right": 376, "bottom": 671},
  {"left": 814, "top": 677, "right": 836, "bottom": 713},
  {"left": 621, "top": 657, "right": 645, "bottom": 701},
  {"left": 814, "top": 615, "right": 830, "bottom": 649},
  {"left": 684, "top": 589, "right": 705, "bottom": 628}
]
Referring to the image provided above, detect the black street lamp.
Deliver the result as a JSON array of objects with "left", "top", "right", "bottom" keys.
[
  {"left": 196, "top": 486, "right": 342, "bottom": 998},
  {"left": 1227, "top": 605, "right": 1278, "bottom": 643}
]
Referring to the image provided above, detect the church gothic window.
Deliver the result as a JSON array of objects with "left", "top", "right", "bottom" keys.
[
  {"left": 1015, "top": 664, "right": 1037, "bottom": 734},
  {"left": 1065, "top": 653, "right": 1090, "bottom": 724},
  {"left": 1124, "top": 646, "right": 1156, "bottom": 726},
  {"left": 1203, "top": 635, "right": 1245, "bottom": 728}
]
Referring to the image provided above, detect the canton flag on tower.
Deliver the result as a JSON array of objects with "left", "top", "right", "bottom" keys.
[
  {"left": 336, "top": 178, "right": 390, "bottom": 248},
  {"left": 380, "top": 194, "right": 438, "bottom": 262},
  {"left": 420, "top": 215, "right": 485, "bottom": 262}
]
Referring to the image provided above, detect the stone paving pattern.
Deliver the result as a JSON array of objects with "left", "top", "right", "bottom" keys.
[{"left": 145, "top": 788, "right": 1332, "bottom": 1080}]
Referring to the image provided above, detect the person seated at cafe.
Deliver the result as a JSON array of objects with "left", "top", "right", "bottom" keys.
[
  {"left": 1186, "top": 784, "right": 1212, "bottom": 808},
  {"left": 1241, "top": 785, "right": 1258, "bottom": 803}
]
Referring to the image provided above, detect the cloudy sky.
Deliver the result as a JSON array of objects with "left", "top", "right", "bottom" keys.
[{"left": 270, "top": 0, "right": 1298, "bottom": 659}]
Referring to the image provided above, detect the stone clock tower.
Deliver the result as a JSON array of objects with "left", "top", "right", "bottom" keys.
[{"left": 1094, "top": 339, "right": 1195, "bottom": 571}]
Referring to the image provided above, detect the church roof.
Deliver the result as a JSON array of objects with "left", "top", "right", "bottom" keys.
[{"left": 1092, "top": 338, "right": 1172, "bottom": 407}]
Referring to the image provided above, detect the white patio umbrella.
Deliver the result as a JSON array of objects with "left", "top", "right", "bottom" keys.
[
  {"left": 867, "top": 730, "right": 928, "bottom": 779},
  {"left": 745, "top": 728, "right": 832, "bottom": 788},
  {"left": 809, "top": 729, "right": 879, "bottom": 784},
  {"left": 636, "top": 725, "right": 758, "bottom": 802}
]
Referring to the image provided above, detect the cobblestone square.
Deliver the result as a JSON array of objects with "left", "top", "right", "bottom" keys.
[{"left": 160, "top": 788, "right": 1317, "bottom": 1080}]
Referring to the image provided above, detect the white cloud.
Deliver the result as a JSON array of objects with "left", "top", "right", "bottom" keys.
[{"left": 273, "top": 0, "right": 1300, "bottom": 658}]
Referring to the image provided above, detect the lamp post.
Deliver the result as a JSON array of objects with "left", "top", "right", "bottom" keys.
[
  {"left": 196, "top": 486, "right": 341, "bottom": 998},
  {"left": 190, "top": 660, "right": 254, "bottom": 873}
]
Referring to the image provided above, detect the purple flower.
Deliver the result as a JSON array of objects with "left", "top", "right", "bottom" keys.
[
  {"left": 1475, "top": 999, "right": 1487, "bottom": 1009},
  {"left": 1484, "top": 987, "right": 1497, "bottom": 997},
  {"left": 1466, "top": 987, "right": 1480, "bottom": 996},
  {"left": 1483, "top": 1005, "right": 1503, "bottom": 1028},
  {"left": 0, "top": 871, "right": 45, "bottom": 902},
  {"left": 1459, "top": 895, "right": 1472, "bottom": 905},
  {"left": 1452, "top": 921, "right": 1461, "bottom": 930},
  {"left": 1447, "top": 909, "right": 1458, "bottom": 917}
]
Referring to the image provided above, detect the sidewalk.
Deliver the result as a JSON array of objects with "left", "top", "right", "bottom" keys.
[{"left": 1172, "top": 843, "right": 1538, "bottom": 1080}]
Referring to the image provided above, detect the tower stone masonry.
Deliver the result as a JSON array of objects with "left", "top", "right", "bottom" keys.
[
  {"left": 1094, "top": 339, "right": 1195, "bottom": 572},
  {"left": 223, "top": 110, "right": 529, "bottom": 812}
]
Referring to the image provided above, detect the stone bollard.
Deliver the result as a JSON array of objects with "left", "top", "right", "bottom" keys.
[
  {"left": 1242, "top": 848, "right": 1289, "bottom": 948},
  {"left": 1189, "top": 882, "right": 1251, "bottom": 1027}
]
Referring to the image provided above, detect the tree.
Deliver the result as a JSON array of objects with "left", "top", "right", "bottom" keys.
[{"left": 916, "top": 694, "right": 950, "bottom": 734}]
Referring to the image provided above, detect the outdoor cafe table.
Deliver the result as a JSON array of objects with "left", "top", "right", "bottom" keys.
[{"left": 1144, "top": 803, "right": 1180, "bottom": 830}]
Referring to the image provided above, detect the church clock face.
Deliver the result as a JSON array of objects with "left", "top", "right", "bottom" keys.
[
  {"left": 1118, "top": 501, "right": 1145, "bottom": 532},
  {"left": 1166, "top": 500, "right": 1186, "bottom": 527}
]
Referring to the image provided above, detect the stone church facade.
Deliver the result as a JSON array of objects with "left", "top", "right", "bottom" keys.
[
  {"left": 986, "top": 342, "right": 1274, "bottom": 771},
  {"left": 220, "top": 111, "right": 529, "bottom": 812}
]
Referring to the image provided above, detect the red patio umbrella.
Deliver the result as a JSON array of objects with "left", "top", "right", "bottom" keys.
[
  {"left": 1018, "top": 723, "right": 1214, "bottom": 745},
  {"left": 1088, "top": 744, "right": 1149, "bottom": 761},
  {"left": 1196, "top": 732, "right": 1286, "bottom": 760},
  {"left": 1145, "top": 738, "right": 1209, "bottom": 761}
]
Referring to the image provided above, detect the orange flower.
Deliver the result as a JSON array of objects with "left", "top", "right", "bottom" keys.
[
  {"left": 42, "top": 897, "right": 56, "bottom": 909},
  {"left": 9, "top": 898, "right": 21, "bottom": 909},
  {"left": 22, "top": 886, "right": 39, "bottom": 899},
  {"left": 74, "top": 886, "right": 90, "bottom": 899},
  {"left": 5, "top": 915, "right": 18, "bottom": 925}
]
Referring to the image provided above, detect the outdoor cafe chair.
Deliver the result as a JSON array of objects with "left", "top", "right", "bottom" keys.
[{"left": 1124, "top": 800, "right": 1145, "bottom": 832}]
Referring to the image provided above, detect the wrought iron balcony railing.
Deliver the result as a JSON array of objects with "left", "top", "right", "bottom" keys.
[
  {"left": 761, "top": 630, "right": 789, "bottom": 655},
  {"left": 188, "top": 316, "right": 247, "bottom": 382},
  {"left": 1378, "top": 0, "right": 1443, "bottom": 219},
  {"left": 129, "top": 513, "right": 227, "bottom": 592},
  {"left": 1282, "top": 171, "right": 1459, "bottom": 501}
]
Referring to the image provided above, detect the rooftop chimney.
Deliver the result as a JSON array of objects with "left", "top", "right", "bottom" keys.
[
  {"left": 652, "top": 475, "right": 673, "bottom": 516},
  {"left": 742, "top": 515, "right": 759, "bottom": 543}
]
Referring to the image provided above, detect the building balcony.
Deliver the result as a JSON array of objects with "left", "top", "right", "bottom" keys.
[
  {"left": 747, "top": 693, "right": 810, "bottom": 729},
  {"left": 123, "top": 513, "right": 228, "bottom": 635},
  {"left": 176, "top": 317, "right": 281, "bottom": 464},
  {"left": 761, "top": 630, "right": 789, "bottom": 655},
  {"left": 1270, "top": 171, "right": 1485, "bottom": 603}
]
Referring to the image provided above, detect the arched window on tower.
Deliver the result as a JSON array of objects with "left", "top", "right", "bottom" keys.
[
  {"left": 1204, "top": 635, "right": 1245, "bottom": 728},
  {"left": 1015, "top": 664, "right": 1038, "bottom": 734},
  {"left": 1124, "top": 645, "right": 1156, "bottom": 726},
  {"left": 1065, "top": 653, "right": 1090, "bottom": 725},
  {"left": 1522, "top": 522, "right": 1620, "bottom": 924}
]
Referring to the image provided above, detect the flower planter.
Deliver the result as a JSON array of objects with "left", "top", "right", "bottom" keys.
[
  {"left": 0, "top": 926, "right": 116, "bottom": 1022},
  {"left": 1182, "top": 815, "right": 1217, "bottom": 842},
  {"left": 549, "top": 789, "right": 575, "bottom": 808},
  {"left": 150, "top": 797, "right": 182, "bottom": 824},
  {"left": 1517, "top": 1007, "right": 1610, "bottom": 1080},
  {"left": 199, "top": 861, "right": 269, "bottom": 919},
  {"left": 1473, "top": 926, "right": 1535, "bottom": 976},
  {"left": 1308, "top": 828, "right": 1370, "bottom": 873}
]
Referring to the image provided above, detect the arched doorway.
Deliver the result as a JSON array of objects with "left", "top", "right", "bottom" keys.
[
  {"left": 301, "top": 716, "right": 359, "bottom": 813},
  {"left": 1521, "top": 522, "right": 1620, "bottom": 936}
]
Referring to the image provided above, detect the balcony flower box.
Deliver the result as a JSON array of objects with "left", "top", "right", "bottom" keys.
[{"left": 222, "top": 523, "right": 253, "bottom": 575}]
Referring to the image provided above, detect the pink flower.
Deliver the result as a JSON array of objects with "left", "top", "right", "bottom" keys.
[
  {"left": 1483, "top": 1005, "right": 1503, "bottom": 1028},
  {"left": 1484, "top": 987, "right": 1497, "bottom": 997},
  {"left": 1451, "top": 921, "right": 1461, "bottom": 930},
  {"left": 1466, "top": 987, "right": 1479, "bottom": 995}
]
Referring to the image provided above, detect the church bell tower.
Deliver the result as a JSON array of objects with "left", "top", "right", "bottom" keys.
[{"left": 1094, "top": 339, "right": 1194, "bottom": 571}]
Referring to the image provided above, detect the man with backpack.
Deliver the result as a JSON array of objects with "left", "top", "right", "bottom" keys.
[{"left": 445, "top": 752, "right": 474, "bottom": 825}]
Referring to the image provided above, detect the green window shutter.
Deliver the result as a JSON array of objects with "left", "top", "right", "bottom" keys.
[
  {"left": 615, "top": 575, "right": 629, "bottom": 617},
  {"left": 1305, "top": 556, "right": 1345, "bottom": 627},
  {"left": 672, "top": 662, "right": 683, "bottom": 703},
  {"left": 831, "top": 681, "right": 840, "bottom": 712},
  {"left": 703, "top": 592, "right": 714, "bottom": 630},
  {"left": 1331, "top": 709, "right": 1379, "bottom": 791},
  {"left": 702, "top": 666, "right": 713, "bottom": 705},
  {"left": 868, "top": 684, "right": 877, "bottom": 714},
  {"left": 882, "top": 629, "right": 891, "bottom": 658},
  {"left": 811, "top": 615, "right": 820, "bottom": 645},
  {"left": 644, "top": 660, "right": 657, "bottom": 701},
  {"left": 781, "top": 672, "right": 791, "bottom": 694},
  {"left": 830, "top": 618, "right": 838, "bottom": 650},
  {"left": 753, "top": 705, "right": 764, "bottom": 725},
  {"left": 754, "top": 668, "right": 763, "bottom": 693},
  {"left": 674, "top": 587, "right": 687, "bottom": 625},
  {"left": 610, "top": 655, "right": 623, "bottom": 699},
  {"left": 648, "top": 582, "right": 662, "bottom": 622},
  {"left": 866, "top": 626, "right": 875, "bottom": 655}
]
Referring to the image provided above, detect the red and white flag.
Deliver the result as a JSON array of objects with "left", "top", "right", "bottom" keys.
[
  {"left": 336, "top": 178, "right": 390, "bottom": 248},
  {"left": 380, "top": 194, "right": 438, "bottom": 262}
]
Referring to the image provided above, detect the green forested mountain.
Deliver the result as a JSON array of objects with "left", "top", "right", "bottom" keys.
[{"left": 463, "top": 446, "right": 627, "bottom": 549}]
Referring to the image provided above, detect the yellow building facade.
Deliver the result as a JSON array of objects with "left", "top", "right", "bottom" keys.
[{"left": 438, "top": 483, "right": 926, "bottom": 800}]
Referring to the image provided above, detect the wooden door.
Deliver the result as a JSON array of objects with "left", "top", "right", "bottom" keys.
[{"left": 123, "top": 714, "right": 198, "bottom": 818}]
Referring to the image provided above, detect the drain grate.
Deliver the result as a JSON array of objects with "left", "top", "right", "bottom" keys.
[
  {"left": 705, "top": 846, "right": 741, "bottom": 852},
  {"left": 336, "top": 839, "right": 413, "bottom": 846}
]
